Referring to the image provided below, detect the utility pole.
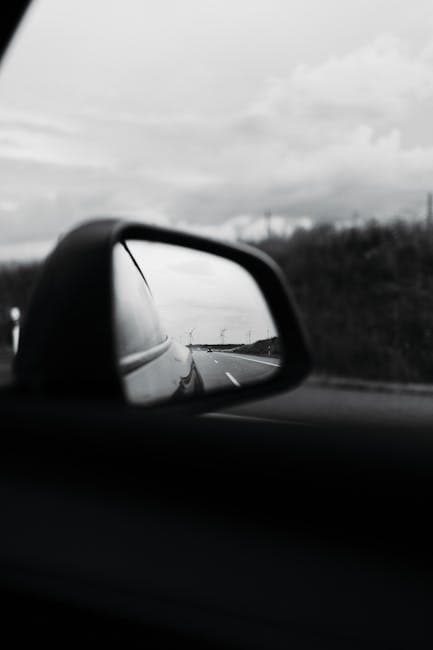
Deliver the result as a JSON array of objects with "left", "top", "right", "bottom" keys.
[
  {"left": 264, "top": 210, "right": 272, "bottom": 239},
  {"left": 352, "top": 210, "right": 360, "bottom": 225},
  {"left": 220, "top": 328, "right": 227, "bottom": 346},
  {"left": 234, "top": 222, "right": 243, "bottom": 241},
  {"left": 427, "top": 192, "right": 433, "bottom": 229},
  {"left": 247, "top": 329, "right": 252, "bottom": 345}
]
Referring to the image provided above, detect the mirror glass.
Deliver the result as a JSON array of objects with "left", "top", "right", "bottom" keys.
[{"left": 113, "top": 240, "right": 281, "bottom": 406}]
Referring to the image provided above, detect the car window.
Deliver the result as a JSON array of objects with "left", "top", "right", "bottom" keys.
[{"left": 2, "top": 0, "right": 433, "bottom": 396}]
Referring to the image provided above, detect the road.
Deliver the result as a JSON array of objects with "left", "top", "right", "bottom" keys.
[
  {"left": 3, "top": 345, "right": 433, "bottom": 426},
  {"left": 221, "top": 380, "right": 433, "bottom": 426},
  {"left": 193, "top": 351, "right": 280, "bottom": 391},
  {"left": 194, "top": 351, "right": 433, "bottom": 425}
]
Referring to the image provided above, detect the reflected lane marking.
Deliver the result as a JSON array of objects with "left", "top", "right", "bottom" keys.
[
  {"left": 225, "top": 372, "right": 241, "bottom": 387},
  {"left": 223, "top": 354, "right": 280, "bottom": 367}
]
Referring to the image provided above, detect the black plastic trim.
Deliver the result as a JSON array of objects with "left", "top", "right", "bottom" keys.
[{"left": 14, "top": 218, "right": 312, "bottom": 414}]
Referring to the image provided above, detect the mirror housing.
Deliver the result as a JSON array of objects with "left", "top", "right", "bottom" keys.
[{"left": 14, "top": 219, "right": 311, "bottom": 412}]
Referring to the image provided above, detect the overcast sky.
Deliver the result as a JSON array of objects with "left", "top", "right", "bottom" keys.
[{"left": 2, "top": 0, "right": 433, "bottom": 258}]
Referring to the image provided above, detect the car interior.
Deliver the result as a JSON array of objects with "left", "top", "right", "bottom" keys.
[{"left": 2, "top": 2, "right": 433, "bottom": 648}]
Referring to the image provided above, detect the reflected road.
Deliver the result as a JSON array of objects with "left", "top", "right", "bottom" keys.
[{"left": 193, "top": 351, "right": 280, "bottom": 390}]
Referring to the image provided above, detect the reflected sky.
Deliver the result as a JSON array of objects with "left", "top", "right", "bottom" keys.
[{"left": 127, "top": 241, "right": 276, "bottom": 345}]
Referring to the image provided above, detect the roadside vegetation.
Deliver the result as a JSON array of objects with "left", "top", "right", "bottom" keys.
[
  {"left": 2, "top": 218, "right": 433, "bottom": 384},
  {"left": 231, "top": 337, "right": 281, "bottom": 358},
  {"left": 254, "top": 219, "right": 433, "bottom": 383}
]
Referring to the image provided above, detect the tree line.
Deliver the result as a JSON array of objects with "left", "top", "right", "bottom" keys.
[
  {"left": 2, "top": 219, "right": 433, "bottom": 383},
  {"left": 254, "top": 220, "right": 433, "bottom": 383}
]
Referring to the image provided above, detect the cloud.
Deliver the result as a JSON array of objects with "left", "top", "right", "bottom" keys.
[
  {"left": 0, "top": 199, "right": 18, "bottom": 213},
  {"left": 0, "top": 108, "right": 78, "bottom": 137},
  {"left": 3, "top": 33, "right": 433, "bottom": 253},
  {"left": 0, "top": 114, "right": 114, "bottom": 170},
  {"left": 0, "top": 239, "right": 53, "bottom": 262},
  {"left": 167, "top": 35, "right": 433, "bottom": 224},
  {"left": 269, "top": 35, "right": 433, "bottom": 122}
]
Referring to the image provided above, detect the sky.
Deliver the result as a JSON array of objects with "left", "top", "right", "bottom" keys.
[
  {"left": 127, "top": 241, "right": 277, "bottom": 345},
  {"left": 2, "top": 0, "right": 433, "bottom": 259}
]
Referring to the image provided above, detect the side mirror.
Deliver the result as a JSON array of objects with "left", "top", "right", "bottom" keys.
[{"left": 14, "top": 219, "right": 311, "bottom": 412}]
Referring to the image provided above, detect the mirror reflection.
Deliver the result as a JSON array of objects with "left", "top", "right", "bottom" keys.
[{"left": 113, "top": 240, "right": 280, "bottom": 406}]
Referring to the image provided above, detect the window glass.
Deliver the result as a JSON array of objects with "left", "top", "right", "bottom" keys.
[{"left": 2, "top": 0, "right": 433, "bottom": 390}]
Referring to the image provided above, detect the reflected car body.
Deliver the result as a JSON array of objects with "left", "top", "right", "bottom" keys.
[
  {"left": 120, "top": 337, "right": 204, "bottom": 405},
  {"left": 113, "top": 242, "right": 204, "bottom": 404}
]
